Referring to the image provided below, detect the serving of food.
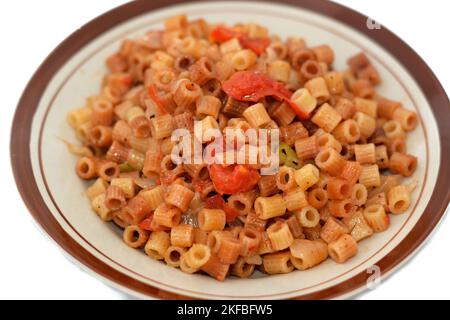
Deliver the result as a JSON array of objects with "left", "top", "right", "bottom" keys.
[
  {"left": 68, "top": 14, "right": 419, "bottom": 281},
  {"left": 12, "top": 0, "right": 449, "bottom": 299}
]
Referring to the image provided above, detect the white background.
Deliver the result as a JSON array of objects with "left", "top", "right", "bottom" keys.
[{"left": 0, "top": 0, "right": 448, "bottom": 300}]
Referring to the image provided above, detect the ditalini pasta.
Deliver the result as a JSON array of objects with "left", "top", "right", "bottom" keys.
[{"left": 68, "top": 15, "right": 419, "bottom": 281}]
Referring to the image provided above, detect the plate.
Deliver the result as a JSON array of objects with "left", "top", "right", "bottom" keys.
[{"left": 10, "top": 0, "right": 450, "bottom": 299}]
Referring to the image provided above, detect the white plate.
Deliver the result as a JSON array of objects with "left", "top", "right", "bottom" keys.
[{"left": 11, "top": 0, "right": 450, "bottom": 299}]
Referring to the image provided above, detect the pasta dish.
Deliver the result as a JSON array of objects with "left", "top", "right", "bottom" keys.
[{"left": 67, "top": 15, "right": 418, "bottom": 281}]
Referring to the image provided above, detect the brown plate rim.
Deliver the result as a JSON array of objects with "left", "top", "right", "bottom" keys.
[{"left": 10, "top": 0, "right": 450, "bottom": 300}]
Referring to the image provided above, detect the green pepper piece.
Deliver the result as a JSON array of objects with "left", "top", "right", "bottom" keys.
[
  {"left": 286, "top": 157, "right": 302, "bottom": 170},
  {"left": 279, "top": 142, "right": 302, "bottom": 169},
  {"left": 279, "top": 142, "right": 290, "bottom": 166}
]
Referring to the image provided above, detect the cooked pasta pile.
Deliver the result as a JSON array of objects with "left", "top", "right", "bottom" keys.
[{"left": 68, "top": 15, "right": 419, "bottom": 280}]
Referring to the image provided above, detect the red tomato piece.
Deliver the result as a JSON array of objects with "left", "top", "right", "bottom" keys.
[
  {"left": 222, "top": 71, "right": 292, "bottom": 102},
  {"left": 223, "top": 204, "right": 240, "bottom": 222},
  {"left": 239, "top": 35, "right": 271, "bottom": 56},
  {"left": 138, "top": 216, "right": 154, "bottom": 231},
  {"left": 206, "top": 194, "right": 226, "bottom": 209},
  {"left": 222, "top": 71, "right": 310, "bottom": 119},
  {"left": 193, "top": 179, "right": 212, "bottom": 199},
  {"left": 210, "top": 25, "right": 237, "bottom": 42},
  {"left": 206, "top": 195, "right": 240, "bottom": 222},
  {"left": 139, "top": 215, "right": 170, "bottom": 232},
  {"left": 210, "top": 26, "right": 271, "bottom": 56},
  {"left": 208, "top": 164, "right": 260, "bottom": 195}
]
